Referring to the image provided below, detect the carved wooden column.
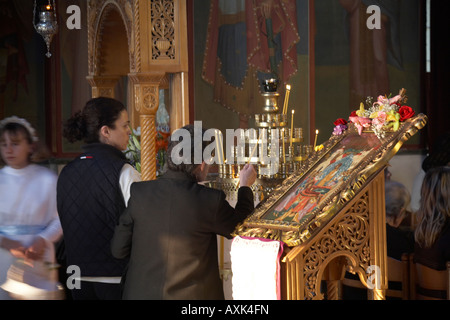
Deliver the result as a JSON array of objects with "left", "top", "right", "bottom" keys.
[
  {"left": 134, "top": 0, "right": 189, "bottom": 131},
  {"left": 131, "top": 0, "right": 189, "bottom": 178},
  {"left": 130, "top": 73, "right": 165, "bottom": 181},
  {"left": 87, "top": 0, "right": 190, "bottom": 180},
  {"left": 86, "top": 76, "right": 120, "bottom": 98}
]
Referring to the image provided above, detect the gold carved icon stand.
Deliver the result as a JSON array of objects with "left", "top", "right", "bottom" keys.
[{"left": 232, "top": 114, "right": 427, "bottom": 300}]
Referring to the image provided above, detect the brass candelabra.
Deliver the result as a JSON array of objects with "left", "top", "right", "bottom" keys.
[{"left": 208, "top": 79, "right": 313, "bottom": 202}]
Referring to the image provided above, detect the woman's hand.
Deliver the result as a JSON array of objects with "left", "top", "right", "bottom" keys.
[
  {"left": 24, "top": 236, "right": 46, "bottom": 261},
  {"left": 0, "top": 237, "right": 26, "bottom": 258}
]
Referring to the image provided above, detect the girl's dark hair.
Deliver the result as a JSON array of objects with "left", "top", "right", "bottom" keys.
[
  {"left": 63, "top": 97, "right": 126, "bottom": 143},
  {"left": 0, "top": 122, "right": 34, "bottom": 145},
  {"left": 0, "top": 123, "right": 34, "bottom": 166},
  {"left": 0, "top": 121, "right": 50, "bottom": 164}
]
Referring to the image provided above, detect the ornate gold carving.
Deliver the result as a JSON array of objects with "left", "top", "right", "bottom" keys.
[
  {"left": 87, "top": 0, "right": 135, "bottom": 75},
  {"left": 280, "top": 181, "right": 382, "bottom": 300},
  {"left": 87, "top": 0, "right": 190, "bottom": 181},
  {"left": 150, "top": 0, "right": 175, "bottom": 60},
  {"left": 129, "top": 73, "right": 166, "bottom": 114},
  {"left": 93, "top": 88, "right": 114, "bottom": 98},
  {"left": 142, "top": 86, "right": 159, "bottom": 113},
  {"left": 133, "top": 0, "right": 141, "bottom": 72},
  {"left": 87, "top": 75, "right": 120, "bottom": 98},
  {"left": 300, "top": 192, "right": 371, "bottom": 299}
]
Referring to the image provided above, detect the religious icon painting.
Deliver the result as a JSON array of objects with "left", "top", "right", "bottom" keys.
[{"left": 233, "top": 114, "right": 427, "bottom": 247}]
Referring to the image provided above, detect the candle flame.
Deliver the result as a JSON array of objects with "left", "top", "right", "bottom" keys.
[
  {"left": 286, "top": 84, "right": 291, "bottom": 90},
  {"left": 46, "top": 4, "right": 52, "bottom": 10},
  {"left": 316, "top": 129, "right": 319, "bottom": 134}
]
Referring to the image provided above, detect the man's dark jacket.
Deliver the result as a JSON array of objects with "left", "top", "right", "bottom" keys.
[{"left": 111, "top": 170, "right": 254, "bottom": 300}]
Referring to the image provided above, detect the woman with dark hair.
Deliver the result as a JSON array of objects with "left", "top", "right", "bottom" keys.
[
  {"left": 57, "top": 97, "right": 141, "bottom": 300},
  {"left": 0, "top": 116, "right": 62, "bottom": 299},
  {"left": 414, "top": 166, "right": 450, "bottom": 271}
]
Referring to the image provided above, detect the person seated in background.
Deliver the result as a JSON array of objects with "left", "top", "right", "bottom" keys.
[
  {"left": 411, "top": 132, "right": 450, "bottom": 214},
  {"left": 414, "top": 166, "right": 450, "bottom": 271},
  {"left": 385, "top": 180, "right": 414, "bottom": 260},
  {"left": 342, "top": 176, "right": 414, "bottom": 300}
]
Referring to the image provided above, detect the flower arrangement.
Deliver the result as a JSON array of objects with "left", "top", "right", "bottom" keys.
[
  {"left": 123, "top": 126, "right": 172, "bottom": 175},
  {"left": 156, "top": 130, "right": 170, "bottom": 176},
  {"left": 333, "top": 88, "right": 415, "bottom": 139},
  {"left": 124, "top": 126, "right": 141, "bottom": 173}
]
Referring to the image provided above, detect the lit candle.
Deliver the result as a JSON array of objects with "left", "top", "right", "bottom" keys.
[
  {"left": 290, "top": 110, "right": 295, "bottom": 148},
  {"left": 314, "top": 129, "right": 319, "bottom": 149},
  {"left": 283, "top": 85, "right": 291, "bottom": 115}
]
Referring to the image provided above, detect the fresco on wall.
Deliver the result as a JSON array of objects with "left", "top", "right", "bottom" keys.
[
  {"left": 194, "top": 0, "right": 421, "bottom": 146},
  {"left": 314, "top": 0, "right": 421, "bottom": 141},
  {"left": 0, "top": 0, "right": 29, "bottom": 116},
  {"left": 0, "top": 0, "right": 42, "bottom": 129},
  {"left": 202, "top": 0, "right": 300, "bottom": 116},
  {"left": 194, "top": 0, "right": 310, "bottom": 134}
]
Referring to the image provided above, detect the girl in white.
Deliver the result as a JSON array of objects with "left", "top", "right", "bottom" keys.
[{"left": 0, "top": 116, "right": 62, "bottom": 299}]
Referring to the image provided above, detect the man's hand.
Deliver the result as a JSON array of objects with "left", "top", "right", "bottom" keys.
[{"left": 239, "top": 164, "right": 257, "bottom": 187}]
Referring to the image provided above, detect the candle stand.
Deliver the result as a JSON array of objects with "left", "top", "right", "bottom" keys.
[{"left": 207, "top": 80, "right": 313, "bottom": 202}]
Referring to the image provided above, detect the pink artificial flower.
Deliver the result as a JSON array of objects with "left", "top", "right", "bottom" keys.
[
  {"left": 389, "top": 95, "right": 402, "bottom": 105},
  {"left": 371, "top": 111, "right": 387, "bottom": 130},
  {"left": 373, "top": 95, "right": 387, "bottom": 108},
  {"left": 374, "top": 94, "right": 401, "bottom": 108},
  {"left": 349, "top": 116, "right": 372, "bottom": 135}
]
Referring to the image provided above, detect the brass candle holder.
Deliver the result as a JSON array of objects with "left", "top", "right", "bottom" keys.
[{"left": 208, "top": 79, "right": 313, "bottom": 201}]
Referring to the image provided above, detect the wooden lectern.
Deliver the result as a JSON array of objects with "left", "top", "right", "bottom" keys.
[{"left": 232, "top": 114, "right": 427, "bottom": 300}]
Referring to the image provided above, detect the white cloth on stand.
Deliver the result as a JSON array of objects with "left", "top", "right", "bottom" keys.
[{"left": 230, "top": 236, "right": 283, "bottom": 300}]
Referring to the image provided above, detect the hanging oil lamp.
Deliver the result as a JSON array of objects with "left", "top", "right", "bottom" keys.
[{"left": 33, "top": 0, "right": 58, "bottom": 58}]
